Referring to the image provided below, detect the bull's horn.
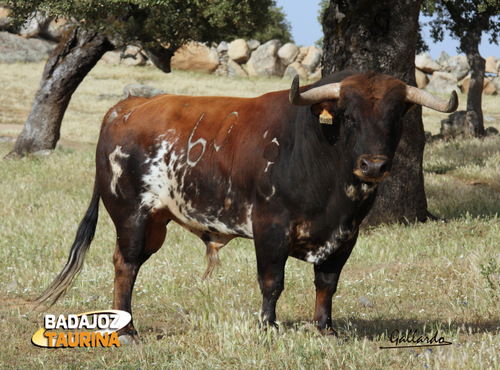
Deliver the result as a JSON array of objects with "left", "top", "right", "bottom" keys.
[
  {"left": 289, "top": 75, "right": 341, "bottom": 106},
  {"left": 406, "top": 86, "right": 458, "bottom": 113}
]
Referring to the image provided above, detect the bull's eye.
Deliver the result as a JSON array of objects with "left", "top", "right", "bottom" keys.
[{"left": 344, "top": 114, "right": 355, "bottom": 129}]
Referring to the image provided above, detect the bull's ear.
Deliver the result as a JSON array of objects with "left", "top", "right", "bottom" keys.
[{"left": 311, "top": 101, "right": 336, "bottom": 125}]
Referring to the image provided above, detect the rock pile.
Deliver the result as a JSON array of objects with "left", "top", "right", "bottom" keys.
[
  {"left": 415, "top": 52, "right": 500, "bottom": 95},
  {"left": 162, "top": 38, "right": 323, "bottom": 81},
  {"left": 93, "top": 38, "right": 324, "bottom": 81},
  {"left": 0, "top": 31, "right": 55, "bottom": 63},
  {"left": 0, "top": 4, "right": 67, "bottom": 41},
  {"left": 224, "top": 39, "right": 322, "bottom": 81}
]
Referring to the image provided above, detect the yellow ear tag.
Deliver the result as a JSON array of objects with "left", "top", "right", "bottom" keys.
[{"left": 319, "top": 109, "right": 333, "bottom": 125}]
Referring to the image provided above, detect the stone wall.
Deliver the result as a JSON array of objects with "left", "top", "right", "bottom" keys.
[
  {"left": 103, "top": 39, "right": 323, "bottom": 81},
  {"left": 415, "top": 52, "right": 500, "bottom": 95},
  {"left": 104, "top": 41, "right": 500, "bottom": 93}
]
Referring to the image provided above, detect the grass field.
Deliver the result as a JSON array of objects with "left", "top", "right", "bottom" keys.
[{"left": 0, "top": 62, "right": 499, "bottom": 369}]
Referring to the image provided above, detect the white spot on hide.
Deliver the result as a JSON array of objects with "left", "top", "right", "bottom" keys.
[
  {"left": 214, "top": 111, "right": 238, "bottom": 152},
  {"left": 265, "top": 186, "right": 276, "bottom": 201},
  {"left": 122, "top": 109, "right": 135, "bottom": 122},
  {"left": 345, "top": 184, "right": 358, "bottom": 201},
  {"left": 107, "top": 110, "right": 118, "bottom": 125},
  {"left": 264, "top": 161, "right": 273, "bottom": 173},
  {"left": 140, "top": 134, "right": 253, "bottom": 238},
  {"left": 109, "top": 146, "right": 130, "bottom": 196},
  {"left": 296, "top": 222, "right": 311, "bottom": 240},
  {"left": 361, "top": 183, "right": 376, "bottom": 199},
  {"left": 304, "top": 225, "right": 356, "bottom": 264},
  {"left": 187, "top": 113, "right": 207, "bottom": 167},
  {"left": 305, "top": 242, "right": 337, "bottom": 264},
  {"left": 263, "top": 139, "right": 279, "bottom": 174}
]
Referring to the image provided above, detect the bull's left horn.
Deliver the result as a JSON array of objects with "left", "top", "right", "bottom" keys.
[
  {"left": 289, "top": 75, "right": 341, "bottom": 106},
  {"left": 406, "top": 86, "right": 458, "bottom": 113}
]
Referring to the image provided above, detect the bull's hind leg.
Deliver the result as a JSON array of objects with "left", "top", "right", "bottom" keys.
[{"left": 112, "top": 213, "right": 169, "bottom": 344}]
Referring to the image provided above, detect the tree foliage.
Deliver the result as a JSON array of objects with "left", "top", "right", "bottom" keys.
[
  {"left": 7, "top": 0, "right": 290, "bottom": 48},
  {"left": 422, "top": 0, "right": 500, "bottom": 53},
  {"left": 5, "top": 0, "right": 292, "bottom": 158},
  {"left": 421, "top": 0, "right": 500, "bottom": 136},
  {"left": 316, "top": 0, "right": 329, "bottom": 47},
  {"left": 251, "top": 5, "right": 292, "bottom": 43}
]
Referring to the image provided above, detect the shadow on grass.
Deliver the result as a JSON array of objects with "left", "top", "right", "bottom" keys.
[
  {"left": 138, "top": 315, "right": 500, "bottom": 344},
  {"left": 427, "top": 181, "right": 500, "bottom": 220},
  {"left": 431, "top": 200, "right": 500, "bottom": 221},
  {"left": 424, "top": 136, "right": 500, "bottom": 220},
  {"left": 283, "top": 316, "right": 500, "bottom": 341}
]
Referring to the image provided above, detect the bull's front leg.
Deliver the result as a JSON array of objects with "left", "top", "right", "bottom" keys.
[
  {"left": 313, "top": 237, "right": 357, "bottom": 335},
  {"left": 253, "top": 223, "right": 290, "bottom": 329}
]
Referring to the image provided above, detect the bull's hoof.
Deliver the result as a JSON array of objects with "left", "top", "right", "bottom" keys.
[
  {"left": 118, "top": 333, "right": 141, "bottom": 346},
  {"left": 315, "top": 326, "right": 338, "bottom": 336},
  {"left": 322, "top": 328, "right": 338, "bottom": 336},
  {"left": 259, "top": 321, "right": 280, "bottom": 332}
]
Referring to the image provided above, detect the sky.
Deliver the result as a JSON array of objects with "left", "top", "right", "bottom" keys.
[{"left": 275, "top": 0, "right": 498, "bottom": 59}]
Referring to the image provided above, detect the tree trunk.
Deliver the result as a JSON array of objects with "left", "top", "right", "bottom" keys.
[
  {"left": 441, "top": 2, "right": 486, "bottom": 138},
  {"left": 322, "top": 0, "right": 428, "bottom": 225},
  {"left": 5, "top": 26, "right": 113, "bottom": 158},
  {"left": 142, "top": 44, "right": 176, "bottom": 73},
  {"left": 464, "top": 34, "right": 485, "bottom": 136}
]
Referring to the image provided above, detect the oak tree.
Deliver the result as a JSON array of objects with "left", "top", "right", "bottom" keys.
[
  {"left": 423, "top": 0, "right": 500, "bottom": 136},
  {"left": 6, "top": 0, "right": 287, "bottom": 157},
  {"left": 322, "top": 0, "right": 429, "bottom": 225}
]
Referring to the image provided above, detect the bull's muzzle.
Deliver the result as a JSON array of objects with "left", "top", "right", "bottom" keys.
[{"left": 353, "top": 155, "right": 391, "bottom": 183}]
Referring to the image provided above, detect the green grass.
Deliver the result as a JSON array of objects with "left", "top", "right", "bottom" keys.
[{"left": 0, "top": 62, "right": 499, "bottom": 368}]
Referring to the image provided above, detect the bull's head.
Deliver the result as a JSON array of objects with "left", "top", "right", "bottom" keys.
[{"left": 289, "top": 72, "right": 458, "bottom": 183}]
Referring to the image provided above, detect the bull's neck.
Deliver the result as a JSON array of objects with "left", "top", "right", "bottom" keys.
[{"left": 276, "top": 107, "right": 363, "bottom": 212}]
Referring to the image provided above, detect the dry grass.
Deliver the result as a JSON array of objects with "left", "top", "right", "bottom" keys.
[
  {"left": 422, "top": 90, "right": 500, "bottom": 135},
  {"left": 0, "top": 62, "right": 499, "bottom": 369}
]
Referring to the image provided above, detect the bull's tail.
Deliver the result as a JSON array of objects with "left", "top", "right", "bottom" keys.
[{"left": 34, "top": 181, "right": 100, "bottom": 307}]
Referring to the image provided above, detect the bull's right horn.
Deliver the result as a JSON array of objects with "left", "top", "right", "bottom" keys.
[
  {"left": 406, "top": 86, "right": 458, "bottom": 113},
  {"left": 289, "top": 75, "right": 341, "bottom": 106}
]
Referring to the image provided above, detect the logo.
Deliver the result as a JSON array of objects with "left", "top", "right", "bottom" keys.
[
  {"left": 32, "top": 310, "right": 131, "bottom": 348},
  {"left": 379, "top": 328, "right": 452, "bottom": 349}
]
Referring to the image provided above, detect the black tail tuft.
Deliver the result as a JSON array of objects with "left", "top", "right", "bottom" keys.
[{"left": 34, "top": 181, "right": 100, "bottom": 307}]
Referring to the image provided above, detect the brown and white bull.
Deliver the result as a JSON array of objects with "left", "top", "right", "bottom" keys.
[{"left": 36, "top": 71, "right": 458, "bottom": 343}]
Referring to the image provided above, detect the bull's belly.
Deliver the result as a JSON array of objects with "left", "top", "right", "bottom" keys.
[{"left": 146, "top": 188, "right": 254, "bottom": 239}]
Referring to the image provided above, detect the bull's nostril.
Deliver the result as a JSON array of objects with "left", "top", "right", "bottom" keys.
[
  {"left": 379, "top": 163, "right": 387, "bottom": 174},
  {"left": 356, "top": 155, "right": 391, "bottom": 181},
  {"left": 360, "top": 159, "right": 370, "bottom": 173}
]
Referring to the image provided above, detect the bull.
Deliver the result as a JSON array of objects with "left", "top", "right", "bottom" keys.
[{"left": 36, "top": 71, "right": 458, "bottom": 343}]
